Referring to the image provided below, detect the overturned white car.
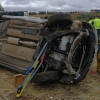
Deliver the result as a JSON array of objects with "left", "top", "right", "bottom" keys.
[{"left": 0, "top": 13, "right": 97, "bottom": 84}]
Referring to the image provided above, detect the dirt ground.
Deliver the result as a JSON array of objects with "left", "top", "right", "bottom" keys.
[{"left": 0, "top": 58, "right": 100, "bottom": 100}]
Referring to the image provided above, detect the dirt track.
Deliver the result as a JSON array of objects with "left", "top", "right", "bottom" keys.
[{"left": 0, "top": 58, "right": 100, "bottom": 100}]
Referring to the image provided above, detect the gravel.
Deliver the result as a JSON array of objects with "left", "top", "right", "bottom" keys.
[{"left": 0, "top": 58, "right": 100, "bottom": 100}]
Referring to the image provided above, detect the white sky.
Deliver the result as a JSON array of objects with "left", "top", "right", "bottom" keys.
[{"left": 0, "top": 0, "right": 99, "bottom": 12}]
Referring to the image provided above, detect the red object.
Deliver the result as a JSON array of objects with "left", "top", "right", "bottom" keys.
[
  {"left": 40, "top": 53, "right": 45, "bottom": 64},
  {"left": 90, "top": 70, "right": 98, "bottom": 74}
]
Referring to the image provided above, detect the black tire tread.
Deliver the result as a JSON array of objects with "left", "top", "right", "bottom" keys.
[
  {"left": 33, "top": 71, "right": 59, "bottom": 83},
  {"left": 48, "top": 13, "right": 72, "bottom": 25}
]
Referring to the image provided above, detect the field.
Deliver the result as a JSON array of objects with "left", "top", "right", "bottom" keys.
[
  {"left": 30, "top": 12, "right": 100, "bottom": 21},
  {"left": 0, "top": 13, "right": 100, "bottom": 100},
  {"left": 0, "top": 58, "right": 100, "bottom": 100}
]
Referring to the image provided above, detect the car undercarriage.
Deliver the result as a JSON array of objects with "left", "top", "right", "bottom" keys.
[{"left": 0, "top": 13, "right": 98, "bottom": 84}]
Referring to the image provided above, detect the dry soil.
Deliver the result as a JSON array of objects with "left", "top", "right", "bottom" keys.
[{"left": 0, "top": 58, "right": 100, "bottom": 100}]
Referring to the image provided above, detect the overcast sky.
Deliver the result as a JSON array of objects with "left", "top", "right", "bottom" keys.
[{"left": 0, "top": 0, "right": 99, "bottom": 12}]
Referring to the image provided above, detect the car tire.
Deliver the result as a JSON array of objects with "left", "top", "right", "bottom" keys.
[
  {"left": 48, "top": 12, "right": 72, "bottom": 26},
  {"left": 73, "top": 33, "right": 96, "bottom": 84},
  {"left": 32, "top": 71, "right": 59, "bottom": 83}
]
